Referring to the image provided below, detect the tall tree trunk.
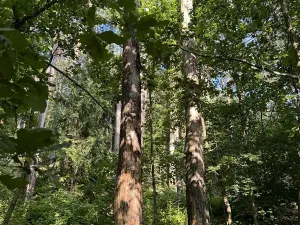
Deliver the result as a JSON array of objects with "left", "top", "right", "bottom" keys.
[
  {"left": 165, "top": 107, "right": 172, "bottom": 188},
  {"left": 250, "top": 188, "right": 258, "bottom": 225},
  {"left": 114, "top": 37, "right": 142, "bottom": 225},
  {"left": 149, "top": 89, "right": 158, "bottom": 225},
  {"left": 181, "top": 0, "right": 210, "bottom": 224},
  {"left": 24, "top": 46, "right": 58, "bottom": 200},
  {"left": 114, "top": 101, "right": 122, "bottom": 153}
]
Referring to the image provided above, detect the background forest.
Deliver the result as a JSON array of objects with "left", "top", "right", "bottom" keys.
[{"left": 0, "top": 0, "right": 299, "bottom": 224}]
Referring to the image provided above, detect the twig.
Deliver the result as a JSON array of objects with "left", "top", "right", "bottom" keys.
[
  {"left": 47, "top": 62, "right": 114, "bottom": 117},
  {"left": 13, "top": 0, "right": 59, "bottom": 29},
  {"left": 43, "top": 45, "right": 59, "bottom": 73}
]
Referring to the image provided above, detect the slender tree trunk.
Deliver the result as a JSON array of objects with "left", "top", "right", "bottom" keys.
[
  {"left": 24, "top": 106, "right": 48, "bottom": 200},
  {"left": 114, "top": 101, "right": 122, "bottom": 153},
  {"left": 298, "top": 189, "right": 300, "bottom": 225},
  {"left": 218, "top": 173, "right": 232, "bottom": 225},
  {"left": 1, "top": 189, "right": 23, "bottom": 225},
  {"left": 166, "top": 109, "right": 171, "bottom": 188},
  {"left": 221, "top": 189, "right": 232, "bottom": 225},
  {"left": 250, "top": 188, "right": 258, "bottom": 225},
  {"left": 141, "top": 88, "right": 147, "bottom": 148},
  {"left": 181, "top": 0, "right": 210, "bottom": 224},
  {"left": 149, "top": 89, "right": 158, "bottom": 225},
  {"left": 24, "top": 47, "right": 57, "bottom": 200},
  {"left": 171, "top": 127, "right": 184, "bottom": 200},
  {"left": 114, "top": 37, "right": 142, "bottom": 225}
]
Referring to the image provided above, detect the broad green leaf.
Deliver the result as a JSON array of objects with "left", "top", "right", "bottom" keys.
[
  {"left": 22, "top": 79, "right": 48, "bottom": 112},
  {"left": 134, "top": 14, "right": 158, "bottom": 31},
  {"left": 87, "top": 6, "right": 96, "bottom": 27},
  {"left": 0, "top": 175, "right": 28, "bottom": 190},
  {"left": 0, "top": 51, "right": 14, "bottom": 78},
  {"left": 80, "top": 33, "right": 110, "bottom": 62},
  {"left": 22, "top": 51, "right": 46, "bottom": 70},
  {"left": 1, "top": 29, "right": 28, "bottom": 51},
  {"left": 16, "top": 128, "right": 57, "bottom": 154},
  {"left": 98, "top": 31, "right": 125, "bottom": 45},
  {"left": 0, "top": 136, "right": 17, "bottom": 153},
  {"left": 117, "top": 0, "right": 135, "bottom": 11}
]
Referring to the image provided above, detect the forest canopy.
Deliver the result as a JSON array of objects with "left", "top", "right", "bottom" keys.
[{"left": 0, "top": 0, "right": 299, "bottom": 224}]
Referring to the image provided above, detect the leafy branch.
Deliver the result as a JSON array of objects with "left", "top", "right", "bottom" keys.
[
  {"left": 171, "top": 44, "right": 298, "bottom": 78},
  {"left": 13, "top": 0, "right": 59, "bottom": 29}
]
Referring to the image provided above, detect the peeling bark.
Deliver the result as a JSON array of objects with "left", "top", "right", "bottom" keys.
[
  {"left": 114, "top": 101, "right": 122, "bottom": 153},
  {"left": 114, "top": 38, "right": 142, "bottom": 225},
  {"left": 181, "top": 0, "right": 210, "bottom": 224},
  {"left": 222, "top": 190, "right": 232, "bottom": 225}
]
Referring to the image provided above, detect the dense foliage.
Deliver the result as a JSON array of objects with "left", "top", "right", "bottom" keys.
[{"left": 0, "top": 0, "right": 299, "bottom": 224}]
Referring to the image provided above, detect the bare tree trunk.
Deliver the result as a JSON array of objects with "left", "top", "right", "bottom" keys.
[
  {"left": 149, "top": 89, "right": 158, "bottom": 225},
  {"left": 170, "top": 127, "right": 184, "bottom": 201},
  {"left": 1, "top": 189, "right": 23, "bottom": 225},
  {"left": 181, "top": 0, "right": 210, "bottom": 224},
  {"left": 141, "top": 88, "right": 147, "bottom": 148},
  {"left": 298, "top": 189, "right": 300, "bottom": 225},
  {"left": 114, "top": 101, "right": 122, "bottom": 153},
  {"left": 24, "top": 46, "right": 59, "bottom": 200},
  {"left": 250, "top": 188, "right": 258, "bottom": 225},
  {"left": 114, "top": 37, "right": 142, "bottom": 225},
  {"left": 222, "top": 189, "right": 232, "bottom": 225}
]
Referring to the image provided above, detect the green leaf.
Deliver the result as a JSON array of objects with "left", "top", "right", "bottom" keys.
[
  {"left": 23, "top": 80, "right": 48, "bottom": 112},
  {"left": 134, "top": 14, "right": 158, "bottom": 31},
  {"left": 87, "top": 6, "right": 96, "bottom": 27},
  {"left": 22, "top": 51, "right": 46, "bottom": 70},
  {"left": 0, "top": 175, "right": 28, "bottom": 190},
  {"left": 80, "top": 33, "right": 110, "bottom": 62},
  {"left": 16, "top": 128, "right": 57, "bottom": 154},
  {"left": 0, "top": 136, "right": 17, "bottom": 154},
  {"left": 1, "top": 29, "right": 28, "bottom": 51},
  {"left": 0, "top": 51, "right": 14, "bottom": 78},
  {"left": 117, "top": 0, "right": 135, "bottom": 11},
  {"left": 98, "top": 31, "right": 125, "bottom": 45}
]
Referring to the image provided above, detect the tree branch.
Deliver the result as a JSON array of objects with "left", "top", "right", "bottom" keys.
[
  {"left": 47, "top": 62, "right": 114, "bottom": 117},
  {"left": 171, "top": 45, "right": 298, "bottom": 78},
  {"left": 13, "top": 0, "right": 59, "bottom": 29}
]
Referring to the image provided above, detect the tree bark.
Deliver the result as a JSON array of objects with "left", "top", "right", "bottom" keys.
[
  {"left": 149, "top": 89, "right": 158, "bottom": 225},
  {"left": 250, "top": 188, "right": 258, "bottom": 225},
  {"left": 114, "top": 101, "right": 122, "bottom": 153},
  {"left": 114, "top": 37, "right": 142, "bottom": 225},
  {"left": 181, "top": 0, "right": 210, "bottom": 224},
  {"left": 1, "top": 189, "right": 22, "bottom": 225},
  {"left": 141, "top": 88, "right": 147, "bottom": 148},
  {"left": 222, "top": 189, "right": 232, "bottom": 225},
  {"left": 298, "top": 189, "right": 300, "bottom": 225}
]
